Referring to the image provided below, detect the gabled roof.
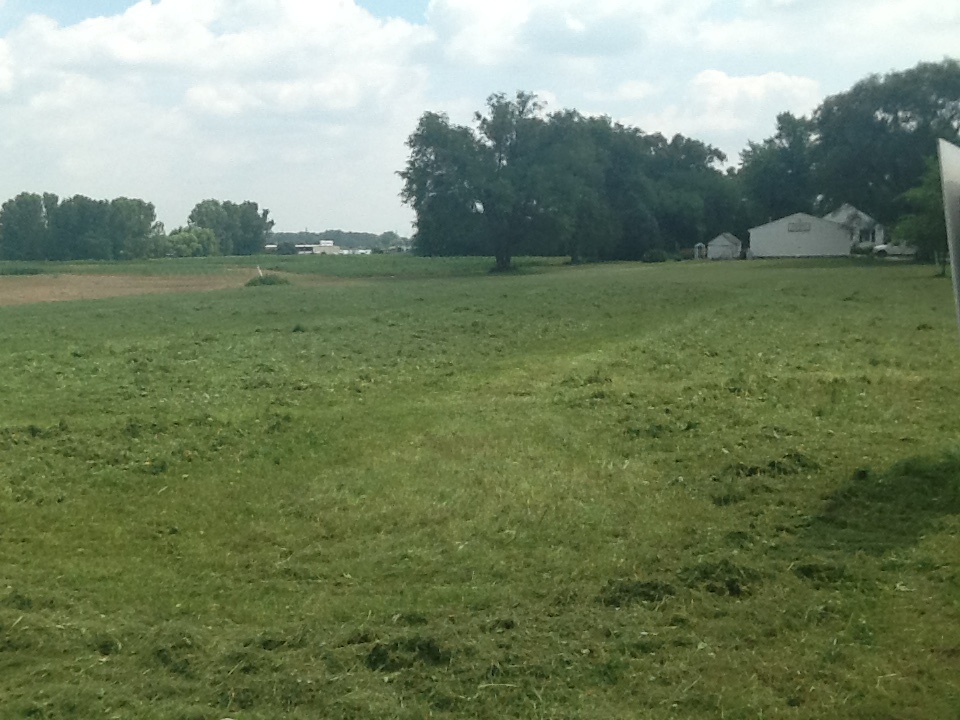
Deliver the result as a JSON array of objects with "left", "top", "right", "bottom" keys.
[
  {"left": 708, "top": 232, "right": 741, "bottom": 247},
  {"left": 749, "top": 212, "right": 831, "bottom": 233},
  {"left": 823, "top": 203, "right": 879, "bottom": 229}
]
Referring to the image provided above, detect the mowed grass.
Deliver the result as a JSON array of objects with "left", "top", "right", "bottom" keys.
[
  {"left": 0, "top": 254, "right": 565, "bottom": 279},
  {"left": 1, "top": 258, "right": 959, "bottom": 719}
]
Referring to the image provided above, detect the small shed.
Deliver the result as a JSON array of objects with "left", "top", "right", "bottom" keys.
[
  {"left": 707, "top": 233, "right": 741, "bottom": 260},
  {"left": 748, "top": 213, "right": 852, "bottom": 258},
  {"left": 693, "top": 242, "right": 707, "bottom": 259}
]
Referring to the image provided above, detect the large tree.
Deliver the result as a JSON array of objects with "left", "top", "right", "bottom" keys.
[
  {"left": 894, "top": 158, "right": 948, "bottom": 268},
  {"left": 49, "top": 195, "right": 112, "bottom": 260},
  {"left": 812, "top": 59, "right": 960, "bottom": 224},
  {"left": 536, "top": 112, "right": 625, "bottom": 262},
  {"left": 399, "top": 111, "right": 488, "bottom": 257},
  {"left": 0, "top": 193, "right": 49, "bottom": 261},
  {"left": 401, "top": 92, "right": 549, "bottom": 270},
  {"left": 472, "top": 91, "right": 547, "bottom": 270},
  {"left": 188, "top": 199, "right": 274, "bottom": 255},
  {"left": 401, "top": 92, "right": 733, "bottom": 266},
  {"left": 738, "top": 112, "right": 816, "bottom": 225},
  {"left": 107, "top": 197, "right": 160, "bottom": 259},
  {"left": 597, "top": 122, "right": 661, "bottom": 260},
  {"left": 644, "top": 134, "right": 732, "bottom": 251}
]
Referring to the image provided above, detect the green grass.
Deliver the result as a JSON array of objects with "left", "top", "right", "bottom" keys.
[
  {"left": 1, "top": 258, "right": 959, "bottom": 719},
  {"left": 0, "top": 265, "right": 45, "bottom": 275},
  {"left": 0, "top": 254, "right": 566, "bottom": 279}
]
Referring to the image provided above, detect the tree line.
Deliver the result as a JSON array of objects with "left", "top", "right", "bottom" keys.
[
  {"left": 401, "top": 59, "right": 960, "bottom": 267},
  {"left": 401, "top": 92, "right": 739, "bottom": 270},
  {"left": 0, "top": 195, "right": 273, "bottom": 261}
]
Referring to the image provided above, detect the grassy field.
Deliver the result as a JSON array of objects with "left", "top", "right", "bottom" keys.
[
  {"left": 1, "top": 257, "right": 958, "bottom": 719},
  {"left": 0, "top": 254, "right": 566, "bottom": 279}
]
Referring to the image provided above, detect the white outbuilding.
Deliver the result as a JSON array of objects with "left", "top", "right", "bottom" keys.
[
  {"left": 748, "top": 213, "right": 853, "bottom": 258},
  {"left": 707, "top": 233, "right": 742, "bottom": 260}
]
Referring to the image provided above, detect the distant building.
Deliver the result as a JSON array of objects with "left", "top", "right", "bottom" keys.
[
  {"left": 297, "top": 243, "right": 340, "bottom": 255},
  {"left": 822, "top": 203, "right": 885, "bottom": 247},
  {"left": 748, "top": 204, "right": 887, "bottom": 258},
  {"left": 264, "top": 240, "right": 340, "bottom": 255},
  {"left": 707, "top": 233, "right": 742, "bottom": 260},
  {"left": 749, "top": 212, "right": 858, "bottom": 258}
]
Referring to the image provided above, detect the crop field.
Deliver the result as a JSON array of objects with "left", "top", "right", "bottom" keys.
[{"left": 1, "top": 256, "right": 959, "bottom": 719}]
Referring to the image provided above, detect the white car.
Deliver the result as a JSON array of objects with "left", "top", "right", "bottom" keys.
[{"left": 872, "top": 243, "right": 917, "bottom": 259}]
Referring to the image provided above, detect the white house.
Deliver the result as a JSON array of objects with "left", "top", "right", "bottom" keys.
[
  {"left": 822, "top": 203, "right": 885, "bottom": 247},
  {"left": 707, "top": 233, "right": 742, "bottom": 260},
  {"left": 748, "top": 212, "right": 854, "bottom": 258}
]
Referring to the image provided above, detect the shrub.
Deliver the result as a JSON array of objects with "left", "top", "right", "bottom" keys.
[
  {"left": 245, "top": 274, "right": 290, "bottom": 287},
  {"left": 641, "top": 248, "right": 669, "bottom": 263}
]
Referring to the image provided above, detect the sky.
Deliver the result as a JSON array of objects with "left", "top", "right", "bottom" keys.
[{"left": 0, "top": 1, "right": 958, "bottom": 235}]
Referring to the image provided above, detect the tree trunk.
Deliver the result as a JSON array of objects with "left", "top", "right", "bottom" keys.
[
  {"left": 491, "top": 221, "right": 512, "bottom": 272},
  {"left": 935, "top": 250, "right": 948, "bottom": 277}
]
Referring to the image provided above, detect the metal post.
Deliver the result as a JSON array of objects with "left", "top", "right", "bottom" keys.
[{"left": 938, "top": 139, "right": 960, "bottom": 343}]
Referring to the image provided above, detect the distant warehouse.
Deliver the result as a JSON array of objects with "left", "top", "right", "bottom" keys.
[{"left": 264, "top": 240, "right": 342, "bottom": 255}]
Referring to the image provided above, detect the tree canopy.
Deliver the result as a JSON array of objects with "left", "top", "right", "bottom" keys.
[
  {"left": 0, "top": 194, "right": 274, "bottom": 261},
  {"left": 400, "top": 92, "right": 733, "bottom": 269},
  {"left": 812, "top": 60, "right": 960, "bottom": 225},
  {"left": 738, "top": 59, "right": 960, "bottom": 236},
  {"left": 188, "top": 199, "right": 274, "bottom": 256},
  {"left": 738, "top": 112, "right": 816, "bottom": 225},
  {"left": 0, "top": 193, "right": 161, "bottom": 261},
  {"left": 894, "top": 158, "right": 948, "bottom": 267}
]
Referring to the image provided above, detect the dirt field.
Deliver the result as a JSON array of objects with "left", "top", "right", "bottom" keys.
[{"left": 0, "top": 272, "right": 257, "bottom": 307}]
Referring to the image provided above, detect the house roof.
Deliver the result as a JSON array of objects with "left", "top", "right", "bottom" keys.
[
  {"left": 748, "top": 212, "right": 838, "bottom": 233},
  {"left": 822, "top": 203, "right": 879, "bottom": 229}
]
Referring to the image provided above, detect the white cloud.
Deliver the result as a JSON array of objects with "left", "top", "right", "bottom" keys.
[
  {"left": 609, "top": 80, "right": 658, "bottom": 102},
  {"left": 690, "top": 69, "right": 821, "bottom": 130},
  {"left": 427, "top": 0, "right": 530, "bottom": 65},
  {"left": 0, "top": 0, "right": 434, "bottom": 232},
  {"left": 628, "top": 70, "right": 820, "bottom": 161},
  {"left": 697, "top": 0, "right": 960, "bottom": 84},
  {"left": 185, "top": 83, "right": 259, "bottom": 116},
  {"left": 0, "top": 39, "right": 11, "bottom": 94},
  {"left": 695, "top": 16, "right": 789, "bottom": 55},
  {"left": 427, "top": 0, "right": 713, "bottom": 65}
]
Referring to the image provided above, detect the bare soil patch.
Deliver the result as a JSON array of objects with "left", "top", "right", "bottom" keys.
[{"left": 0, "top": 271, "right": 257, "bottom": 307}]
